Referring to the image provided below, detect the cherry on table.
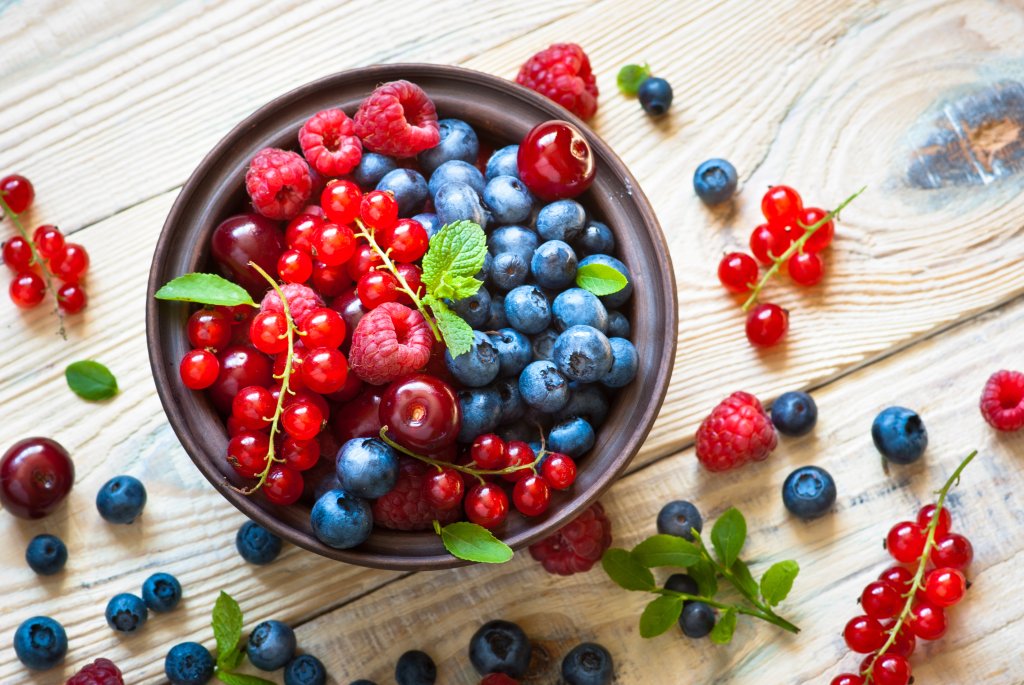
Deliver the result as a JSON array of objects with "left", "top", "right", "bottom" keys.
[
  {"left": 517, "top": 120, "right": 595, "bottom": 201},
  {"left": 0, "top": 437, "right": 74, "bottom": 519}
]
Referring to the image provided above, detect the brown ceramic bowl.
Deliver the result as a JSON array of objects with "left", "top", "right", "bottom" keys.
[{"left": 147, "top": 64, "right": 676, "bottom": 570}]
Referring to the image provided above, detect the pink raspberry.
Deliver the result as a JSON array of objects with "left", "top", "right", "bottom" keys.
[
  {"left": 353, "top": 80, "right": 440, "bottom": 158},
  {"left": 516, "top": 43, "right": 599, "bottom": 120},
  {"left": 980, "top": 370, "right": 1024, "bottom": 432},
  {"left": 260, "top": 283, "right": 324, "bottom": 328},
  {"left": 245, "top": 147, "right": 312, "bottom": 220},
  {"left": 348, "top": 302, "right": 433, "bottom": 385},
  {"left": 373, "top": 459, "right": 461, "bottom": 530},
  {"left": 67, "top": 658, "right": 124, "bottom": 685},
  {"left": 298, "top": 108, "right": 363, "bottom": 177},
  {"left": 695, "top": 391, "right": 777, "bottom": 472},
  {"left": 528, "top": 502, "right": 611, "bottom": 575}
]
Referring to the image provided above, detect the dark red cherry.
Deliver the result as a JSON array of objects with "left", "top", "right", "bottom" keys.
[
  {"left": 379, "top": 374, "right": 461, "bottom": 452},
  {"left": 0, "top": 437, "right": 74, "bottom": 519},
  {"left": 517, "top": 120, "right": 595, "bottom": 200},
  {"left": 210, "top": 213, "right": 285, "bottom": 296},
  {"left": 207, "top": 345, "right": 273, "bottom": 414},
  {"left": 329, "top": 387, "right": 384, "bottom": 443}
]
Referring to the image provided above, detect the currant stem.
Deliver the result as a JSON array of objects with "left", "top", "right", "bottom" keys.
[
  {"left": 378, "top": 427, "right": 545, "bottom": 481},
  {"left": 741, "top": 186, "right": 866, "bottom": 312},
  {"left": 0, "top": 195, "right": 67, "bottom": 339},
  {"left": 862, "top": 450, "right": 977, "bottom": 682}
]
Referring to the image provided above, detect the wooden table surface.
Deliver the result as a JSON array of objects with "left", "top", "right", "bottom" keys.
[{"left": 3, "top": 0, "right": 1024, "bottom": 683}]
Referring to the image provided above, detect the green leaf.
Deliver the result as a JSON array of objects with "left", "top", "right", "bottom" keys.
[
  {"left": 576, "top": 262, "right": 628, "bottom": 296},
  {"left": 760, "top": 560, "right": 800, "bottom": 607},
  {"left": 631, "top": 535, "right": 701, "bottom": 568},
  {"left": 216, "top": 672, "right": 277, "bottom": 685},
  {"left": 429, "top": 298, "right": 475, "bottom": 357},
  {"left": 689, "top": 558, "right": 718, "bottom": 597},
  {"left": 601, "top": 548, "right": 655, "bottom": 591},
  {"left": 617, "top": 63, "right": 651, "bottom": 95},
  {"left": 639, "top": 595, "right": 683, "bottom": 638},
  {"left": 212, "top": 591, "right": 243, "bottom": 671},
  {"left": 731, "top": 558, "right": 758, "bottom": 598},
  {"left": 220, "top": 649, "right": 243, "bottom": 671},
  {"left": 711, "top": 507, "right": 746, "bottom": 568},
  {"left": 421, "top": 220, "right": 488, "bottom": 294},
  {"left": 438, "top": 522, "right": 513, "bottom": 564},
  {"left": 447, "top": 274, "right": 483, "bottom": 300},
  {"left": 155, "top": 273, "right": 257, "bottom": 307},
  {"left": 65, "top": 360, "right": 118, "bottom": 401},
  {"left": 709, "top": 608, "right": 737, "bottom": 645}
]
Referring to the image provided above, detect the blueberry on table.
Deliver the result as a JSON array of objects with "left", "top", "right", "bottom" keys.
[
  {"left": 13, "top": 616, "right": 67, "bottom": 670},
  {"left": 656, "top": 500, "right": 703, "bottom": 541},
  {"left": 105, "top": 593, "right": 148, "bottom": 633},
  {"left": 771, "top": 391, "right": 818, "bottom": 437},
  {"left": 395, "top": 649, "right": 437, "bottom": 685},
  {"left": 376, "top": 168, "right": 428, "bottom": 217},
  {"left": 247, "top": 619, "right": 297, "bottom": 671},
  {"left": 530, "top": 240, "right": 578, "bottom": 290},
  {"left": 547, "top": 417, "right": 595, "bottom": 458},
  {"left": 141, "top": 571, "right": 182, "bottom": 612},
  {"left": 419, "top": 118, "right": 479, "bottom": 174},
  {"left": 428, "top": 159, "right": 486, "bottom": 197},
  {"left": 561, "top": 642, "right": 614, "bottom": 685},
  {"left": 165, "top": 642, "right": 215, "bottom": 685},
  {"left": 552, "top": 288, "right": 608, "bottom": 332},
  {"left": 468, "top": 620, "right": 532, "bottom": 677},
  {"left": 310, "top": 489, "right": 373, "bottom": 549},
  {"left": 336, "top": 438, "right": 399, "bottom": 499},
  {"left": 601, "top": 337, "right": 638, "bottom": 388},
  {"left": 284, "top": 653, "right": 327, "bottom": 685},
  {"left": 693, "top": 158, "right": 738, "bottom": 205},
  {"left": 536, "top": 199, "right": 586, "bottom": 243},
  {"left": 25, "top": 534, "right": 67, "bottom": 575},
  {"left": 872, "top": 406, "right": 928, "bottom": 464},
  {"left": 235, "top": 520, "right": 283, "bottom": 565},
  {"left": 352, "top": 152, "right": 397, "bottom": 189},
  {"left": 486, "top": 144, "right": 520, "bottom": 180},
  {"left": 638, "top": 76, "right": 673, "bottom": 116},
  {"left": 95, "top": 475, "right": 146, "bottom": 524},
  {"left": 484, "top": 175, "right": 535, "bottom": 225},
  {"left": 553, "top": 325, "right": 613, "bottom": 383},
  {"left": 445, "top": 330, "right": 501, "bottom": 387},
  {"left": 782, "top": 465, "right": 837, "bottom": 520},
  {"left": 679, "top": 601, "right": 716, "bottom": 638},
  {"left": 519, "top": 360, "right": 570, "bottom": 413}
]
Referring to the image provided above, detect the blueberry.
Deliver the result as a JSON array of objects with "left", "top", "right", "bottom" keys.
[
  {"left": 468, "top": 619, "right": 531, "bottom": 677},
  {"left": 679, "top": 601, "right": 716, "bottom": 638},
  {"left": 771, "top": 391, "right": 818, "bottom": 437},
  {"left": 665, "top": 573, "right": 699, "bottom": 597},
  {"left": 165, "top": 641, "right": 214, "bottom": 685},
  {"left": 336, "top": 438, "right": 398, "bottom": 499},
  {"left": 638, "top": 76, "right": 673, "bottom": 116},
  {"left": 351, "top": 153, "right": 397, "bottom": 189},
  {"left": 486, "top": 294, "right": 509, "bottom": 329},
  {"left": 411, "top": 212, "right": 441, "bottom": 239},
  {"left": 236, "top": 520, "right": 282, "bottom": 565},
  {"left": 782, "top": 466, "right": 837, "bottom": 520},
  {"left": 25, "top": 534, "right": 66, "bottom": 575},
  {"left": 105, "top": 592, "right": 148, "bottom": 633},
  {"left": 553, "top": 325, "right": 613, "bottom": 383},
  {"left": 872, "top": 407, "right": 927, "bottom": 464},
  {"left": 605, "top": 310, "right": 630, "bottom": 339},
  {"left": 428, "top": 160, "right": 486, "bottom": 197},
  {"left": 457, "top": 388, "right": 502, "bottom": 443},
  {"left": 548, "top": 417, "right": 595, "bottom": 458},
  {"left": 433, "top": 181, "right": 486, "bottom": 227},
  {"left": 578, "top": 254, "right": 633, "bottom": 308},
  {"left": 476, "top": 251, "right": 493, "bottom": 282},
  {"left": 530, "top": 240, "right": 578, "bottom": 290},
  {"left": 555, "top": 385, "right": 610, "bottom": 426},
  {"left": 395, "top": 649, "right": 437, "bottom": 685},
  {"left": 449, "top": 286, "right": 491, "bottom": 328},
  {"left": 376, "top": 168, "right": 428, "bottom": 217},
  {"left": 13, "top": 616, "right": 67, "bottom": 670},
  {"left": 486, "top": 253, "right": 527, "bottom": 293},
  {"left": 693, "top": 158, "right": 738, "bottom": 205},
  {"left": 504, "top": 285, "right": 551, "bottom": 334},
  {"left": 519, "top": 360, "right": 570, "bottom": 413},
  {"left": 310, "top": 489, "right": 373, "bottom": 549},
  {"left": 247, "top": 619, "right": 296, "bottom": 671},
  {"left": 484, "top": 175, "right": 534, "bottom": 224},
  {"left": 601, "top": 337, "right": 638, "bottom": 388},
  {"left": 142, "top": 572, "right": 182, "bottom": 613},
  {"left": 486, "top": 144, "right": 520, "bottom": 180},
  {"left": 561, "top": 642, "right": 613, "bottom": 685},
  {"left": 497, "top": 421, "right": 539, "bottom": 443},
  {"left": 537, "top": 200, "right": 586, "bottom": 243},
  {"left": 446, "top": 330, "right": 501, "bottom": 387},
  {"left": 489, "top": 377, "right": 525, "bottom": 424},
  {"left": 552, "top": 288, "right": 608, "bottom": 332},
  {"left": 284, "top": 654, "right": 327, "bottom": 685},
  {"left": 577, "top": 220, "right": 616, "bottom": 257},
  {"left": 96, "top": 475, "right": 146, "bottom": 524},
  {"left": 656, "top": 500, "right": 702, "bottom": 541},
  {"left": 419, "top": 119, "right": 479, "bottom": 174},
  {"left": 489, "top": 328, "right": 532, "bottom": 377},
  {"left": 531, "top": 328, "right": 559, "bottom": 361},
  {"left": 488, "top": 225, "right": 538, "bottom": 263}
]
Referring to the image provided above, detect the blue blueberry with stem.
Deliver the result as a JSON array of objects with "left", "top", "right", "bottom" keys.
[
  {"left": 469, "top": 620, "right": 532, "bottom": 678},
  {"left": 285, "top": 654, "right": 327, "bottom": 685},
  {"left": 336, "top": 438, "right": 398, "bottom": 499},
  {"left": 395, "top": 650, "right": 437, "bottom": 685},
  {"left": 489, "top": 377, "right": 525, "bottom": 424},
  {"left": 419, "top": 119, "right": 478, "bottom": 174},
  {"left": 601, "top": 337, "right": 638, "bottom": 388},
  {"left": 13, "top": 616, "right": 67, "bottom": 670},
  {"left": 505, "top": 285, "right": 551, "bottom": 335},
  {"left": 489, "top": 328, "right": 533, "bottom": 377},
  {"left": 247, "top": 619, "right": 296, "bottom": 671},
  {"left": 457, "top": 388, "right": 502, "bottom": 443},
  {"left": 782, "top": 465, "right": 836, "bottom": 520},
  {"left": 771, "top": 391, "right": 818, "bottom": 437},
  {"left": 536, "top": 199, "right": 586, "bottom": 243},
  {"left": 872, "top": 406, "right": 927, "bottom": 464},
  {"left": 486, "top": 144, "right": 519, "bottom": 180},
  {"left": 105, "top": 593, "right": 148, "bottom": 633},
  {"left": 579, "top": 254, "right": 632, "bottom": 308},
  {"left": 310, "top": 489, "right": 373, "bottom": 549},
  {"left": 519, "top": 360, "right": 570, "bottom": 413},
  {"left": 488, "top": 225, "right": 538, "bottom": 264},
  {"left": 552, "top": 288, "right": 608, "bottom": 332},
  {"left": 638, "top": 76, "right": 673, "bottom": 116},
  {"left": 376, "top": 168, "right": 428, "bottom": 217},
  {"left": 96, "top": 475, "right": 147, "bottom": 524},
  {"left": 411, "top": 212, "right": 440, "bottom": 239},
  {"left": 352, "top": 153, "right": 397, "bottom": 189},
  {"left": 531, "top": 240, "right": 578, "bottom": 290},
  {"left": 489, "top": 252, "right": 529, "bottom": 292},
  {"left": 446, "top": 330, "right": 500, "bottom": 387},
  {"left": 434, "top": 182, "right": 486, "bottom": 227},
  {"left": 165, "top": 641, "right": 214, "bottom": 685},
  {"left": 428, "top": 160, "right": 485, "bottom": 197},
  {"left": 449, "top": 287, "right": 491, "bottom": 329},
  {"left": 553, "top": 325, "right": 613, "bottom": 383},
  {"left": 656, "top": 500, "right": 702, "bottom": 541},
  {"left": 142, "top": 572, "right": 182, "bottom": 612},
  {"left": 606, "top": 310, "right": 630, "bottom": 338},
  {"left": 577, "top": 220, "right": 615, "bottom": 257},
  {"left": 236, "top": 520, "right": 282, "bottom": 565},
  {"left": 25, "top": 534, "right": 66, "bottom": 576},
  {"left": 556, "top": 385, "right": 609, "bottom": 426},
  {"left": 561, "top": 642, "right": 614, "bottom": 685},
  {"left": 531, "top": 328, "right": 559, "bottom": 361},
  {"left": 680, "top": 602, "right": 716, "bottom": 638},
  {"left": 484, "top": 175, "right": 534, "bottom": 224},
  {"left": 693, "top": 158, "right": 738, "bottom": 205},
  {"left": 547, "top": 417, "right": 595, "bottom": 458}
]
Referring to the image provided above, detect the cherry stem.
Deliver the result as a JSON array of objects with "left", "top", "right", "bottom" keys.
[
  {"left": 741, "top": 186, "right": 866, "bottom": 312},
  {"left": 862, "top": 450, "right": 977, "bottom": 682},
  {"left": 0, "top": 194, "right": 67, "bottom": 339}
]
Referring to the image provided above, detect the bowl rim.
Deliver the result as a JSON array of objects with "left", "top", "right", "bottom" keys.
[{"left": 146, "top": 62, "right": 677, "bottom": 570}]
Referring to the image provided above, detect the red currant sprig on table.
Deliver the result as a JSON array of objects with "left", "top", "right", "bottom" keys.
[
  {"left": 716, "top": 185, "right": 864, "bottom": 348},
  {"left": 833, "top": 450, "right": 976, "bottom": 685}
]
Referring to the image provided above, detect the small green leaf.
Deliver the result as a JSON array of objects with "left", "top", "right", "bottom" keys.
[
  {"left": 421, "top": 221, "right": 487, "bottom": 293},
  {"left": 216, "top": 672, "right": 277, "bottom": 685},
  {"left": 631, "top": 535, "right": 701, "bottom": 568},
  {"left": 65, "top": 360, "right": 118, "bottom": 401},
  {"left": 760, "top": 560, "right": 800, "bottom": 607},
  {"left": 639, "top": 595, "right": 683, "bottom": 638},
  {"left": 617, "top": 63, "right": 652, "bottom": 95},
  {"left": 709, "top": 608, "right": 737, "bottom": 644},
  {"left": 438, "top": 522, "right": 513, "bottom": 564},
  {"left": 220, "top": 649, "right": 243, "bottom": 671},
  {"left": 689, "top": 559, "right": 718, "bottom": 597},
  {"left": 711, "top": 507, "right": 746, "bottom": 568},
  {"left": 429, "top": 298, "right": 475, "bottom": 357},
  {"left": 212, "top": 591, "right": 243, "bottom": 671},
  {"left": 731, "top": 558, "right": 758, "bottom": 598},
  {"left": 601, "top": 548, "right": 655, "bottom": 591},
  {"left": 155, "top": 273, "right": 257, "bottom": 307},
  {"left": 576, "top": 262, "right": 628, "bottom": 296},
  {"left": 446, "top": 274, "right": 484, "bottom": 300}
]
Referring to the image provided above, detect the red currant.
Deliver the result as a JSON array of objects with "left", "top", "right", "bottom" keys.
[
  {"left": 50, "top": 243, "right": 89, "bottom": 282},
  {"left": 32, "top": 225, "right": 64, "bottom": 260},
  {"left": 2, "top": 236, "right": 33, "bottom": 271},
  {"left": 325, "top": 370, "right": 363, "bottom": 403},
  {"left": 231, "top": 385, "right": 274, "bottom": 430},
  {"left": 311, "top": 260, "right": 353, "bottom": 297},
  {"left": 717, "top": 252, "right": 759, "bottom": 293},
  {"left": 909, "top": 599, "right": 946, "bottom": 640},
  {"left": 465, "top": 482, "right": 509, "bottom": 529},
  {"left": 799, "top": 207, "right": 834, "bottom": 252},
  {"left": 423, "top": 467, "right": 465, "bottom": 510},
  {"left": 9, "top": 271, "right": 45, "bottom": 308},
  {"left": 227, "top": 431, "right": 269, "bottom": 478},
  {"left": 382, "top": 218, "right": 429, "bottom": 262},
  {"left": 378, "top": 374, "right": 461, "bottom": 452},
  {"left": 502, "top": 441, "right": 536, "bottom": 482},
  {"left": 877, "top": 566, "right": 914, "bottom": 596},
  {"left": 471, "top": 434, "right": 507, "bottom": 470},
  {"left": 787, "top": 251, "right": 824, "bottom": 286},
  {"left": 321, "top": 179, "right": 362, "bottom": 225},
  {"left": 285, "top": 213, "right": 324, "bottom": 254},
  {"left": 188, "top": 308, "right": 233, "bottom": 350},
  {"left": 761, "top": 185, "right": 803, "bottom": 229},
  {"left": 281, "top": 401, "right": 324, "bottom": 441},
  {"left": 749, "top": 223, "right": 793, "bottom": 265},
  {"left": 180, "top": 349, "right": 220, "bottom": 389},
  {"left": 300, "top": 307, "right": 346, "bottom": 349},
  {"left": 346, "top": 243, "right": 383, "bottom": 281},
  {"left": 263, "top": 465, "right": 303, "bottom": 505},
  {"left": 0, "top": 174, "right": 35, "bottom": 214},
  {"left": 395, "top": 262, "right": 424, "bottom": 305},
  {"left": 513, "top": 474, "right": 551, "bottom": 516},
  {"left": 931, "top": 533, "right": 973, "bottom": 570},
  {"left": 861, "top": 581, "right": 903, "bottom": 620},
  {"left": 249, "top": 311, "right": 289, "bottom": 354},
  {"left": 745, "top": 302, "right": 788, "bottom": 347},
  {"left": 880, "top": 623, "right": 916, "bottom": 658},
  {"left": 924, "top": 567, "right": 966, "bottom": 607},
  {"left": 281, "top": 436, "right": 320, "bottom": 471},
  {"left": 517, "top": 120, "right": 595, "bottom": 200},
  {"left": 540, "top": 453, "right": 577, "bottom": 490},
  {"left": 360, "top": 190, "right": 399, "bottom": 231},
  {"left": 286, "top": 389, "right": 331, "bottom": 421},
  {"left": 916, "top": 503, "right": 951, "bottom": 538},
  {"left": 56, "top": 283, "right": 87, "bottom": 314},
  {"left": 277, "top": 248, "right": 313, "bottom": 284},
  {"left": 830, "top": 675, "right": 864, "bottom": 685},
  {"left": 313, "top": 222, "right": 357, "bottom": 267},
  {"left": 843, "top": 615, "right": 886, "bottom": 653},
  {"left": 357, "top": 270, "right": 399, "bottom": 309},
  {"left": 886, "top": 521, "right": 926, "bottom": 563},
  {"left": 864, "top": 654, "right": 911, "bottom": 685},
  {"left": 300, "top": 346, "right": 348, "bottom": 394}
]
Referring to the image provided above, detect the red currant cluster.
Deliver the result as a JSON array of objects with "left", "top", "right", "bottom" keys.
[{"left": 1, "top": 174, "right": 90, "bottom": 318}]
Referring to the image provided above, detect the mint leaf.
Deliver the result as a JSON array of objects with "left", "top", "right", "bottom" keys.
[
  {"left": 617, "top": 63, "right": 651, "bottom": 95},
  {"left": 760, "top": 560, "right": 800, "bottom": 607},
  {"left": 631, "top": 535, "right": 700, "bottom": 568},
  {"left": 212, "top": 591, "right": 243, "bottom": 671},
  {"left": 65, "top": 360, "right": 118, "bottom": 401},
  {"left": 711, "top": 507, "right": 746, "bottom": 568},
  {"left": 216, "top": 672, "right": 276, "bottom": 685},
  {"left": 576, "top": 263, "right": 628, "bottom": 296},
  {"left": 421, "top": 220, "right": 487, "bottom": 295},
  {"left": 155, "top": 273, "right": 257, "bottom": 307},
  {"left": 447, "top": 275, "right": 483, "bottom": 301},
  {"left": 731, "top": 558, "right": 758, "bottom": 598},
  {"left": 601, "top": 548, "right": 655, "bottom": 591},
  {"left": 428, "top": 298, "right": 475, "bottom": 357},
  {"left": 639, "top": 595, "right": 683, "bottom": 638},
  {"left": 438, "top": 521, "right": 513, "bottom": 563},
  {"left": 709, "top": 608, "right": 737, "bottom": 644},
  {"left": 689, "top": 558, "right": 718, "bottom": 597}
]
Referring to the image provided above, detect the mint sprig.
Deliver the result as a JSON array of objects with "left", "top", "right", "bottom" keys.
[{"left": 211, "top": 591, "right": 274, "bottom": 685}]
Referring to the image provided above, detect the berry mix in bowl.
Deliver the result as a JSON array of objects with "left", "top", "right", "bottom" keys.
[{"left": 147, "top": 64, "right": 676, "bottom": 569}]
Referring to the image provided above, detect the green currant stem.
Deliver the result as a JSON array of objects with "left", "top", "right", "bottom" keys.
[
  {"left": 354, "top": 218, "right": 442, "bottom": 341},
  {"left": 379, "top": 427, "right": 545, "bottom": 485},
  {"left": 862, "top": 450, "right": 977, "bottom": 682},
  {"left": 0, "top": 195, "right": 67, "bottom": 339},
  {"left": 741, "top": 186, "right": 867, "bottom": 312}
]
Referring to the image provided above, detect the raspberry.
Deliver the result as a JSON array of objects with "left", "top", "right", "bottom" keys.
[
  {"left": 481, "top": 675, "right": 519, "bottom": 685},
  {"left": 528, "top": 502, "right": 611, "bottom": 575},
  {"left": 516, "top": 43, "right": 599, "bottom": 120},
  {"left": 298, "top": 108, "right": 363, "bottom": 177},
  {"left": 353, "top": 80, "right": 440, "bottom": 158},
  {"left": 245, "top": 147, "right": 313, "bottom": 220},
  {"left": 373, "top": 459, "right": 460, "bottom": 530},
  {"left": 260, "top": 283, "right": 324, "bottom": 328},
  {"left": 980, "top": 370, "right": 1024, "bottom": 432},
  {"left": 348, "top": 302, "right": 433, "bottom": 385},
  {"left": 695, "top": 391, "right": 777, "bottom": 472},
  {"left": 67, "top": 658, "right": 124, "bottom": 685}
]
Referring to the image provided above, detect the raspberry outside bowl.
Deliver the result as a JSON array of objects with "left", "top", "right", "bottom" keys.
[{"left": 146, "top": 64, "right": 676, "bottom": 570}]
